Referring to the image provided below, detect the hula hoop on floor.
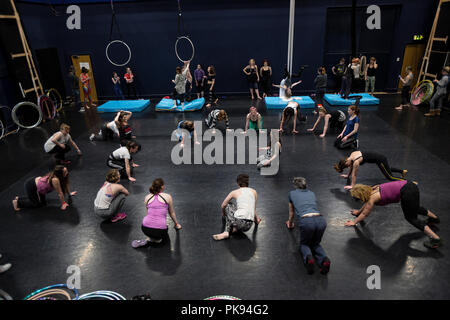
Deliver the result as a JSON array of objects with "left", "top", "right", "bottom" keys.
[
  {"left": 175, "top": 36, "right": 195, "bottom": 63},
  {"left": 359, "top": 56, "right": 367, "bottom": 77},
  {"left": 11, "top": 101, "right": 43, "bottom": 129},
  {"left": 0, "top": 106, "right": 19, "bottom": 140},
  {"left": 0, "top": 289, "right": 13, "bottom": 300},
  {"left": 204, "top": 295, "right": 242, "bottom": 300},
  {"left": 106, "top": 40, "right": 132, "bottom": 67},
  {"left": 46, "top": 88, "right": 63, "bottom": 112},
  {"left": 24, "top": 284, "right": 79, "bottom": 300},
  {"left": 410, "top": 80, "right": 434, "bottom": 105},
  {"left": 77, "top": 290, "right": 126, "bottom": 300},
  {"left": 38, "top": 94, "right": 56, "bottom": 120}
]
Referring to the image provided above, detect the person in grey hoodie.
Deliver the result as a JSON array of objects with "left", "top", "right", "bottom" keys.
[
  {"left": 425, "top": 66, "right": 449, "bottom": 117},
  {"left": 172, "top": 61, "right": 190, "bottom": 110}
]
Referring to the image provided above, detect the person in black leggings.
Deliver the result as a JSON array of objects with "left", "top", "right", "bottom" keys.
[{"left": 334, "top": 150, "right": 408, "bottom": 189}]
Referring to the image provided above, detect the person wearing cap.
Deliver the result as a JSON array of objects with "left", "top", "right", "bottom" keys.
[{"left": 286, "top": 177, "right": 331, "bottom": 275}]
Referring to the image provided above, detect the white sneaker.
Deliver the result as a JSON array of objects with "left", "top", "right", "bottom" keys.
[
  {"left": 89, "top": 133, "right": 95, "bottom": 141},
  {"left": 79, "top": 107, "right": 85, "bottom": 113},
  {"left": 0, "top": 263, "right": 12, "bottom": 274}
]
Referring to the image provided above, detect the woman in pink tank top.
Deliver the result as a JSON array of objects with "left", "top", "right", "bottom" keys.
[
  {"left": 13, "top": 165, "right": 77, "bottom": 211},
  {"left": 344, "top": 181, "right": 442, "bottom": 249},
  {"left": 132, "top": 178, "right": 182, "bottom": 248}
]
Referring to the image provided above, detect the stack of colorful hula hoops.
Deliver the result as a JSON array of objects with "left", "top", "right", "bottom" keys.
[
  {"left": 23, "top": 284, "right": 79, "bottom": 300},
  {"left": 410, "top": 80, "right": 434, "bottom": 106}
]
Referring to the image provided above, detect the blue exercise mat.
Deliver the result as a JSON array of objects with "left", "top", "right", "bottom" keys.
[
  {"left": 155, "top": 98, "right": 205, "bottom": 112},
  {"left": 97, "top": 100, "right": 150, "bottom": 112},
  {"left": 265, "top": 96, "right": 316, "bottom": 109},
  {"left": 324, "top": 93, "right": 379, "bottom": 106}
]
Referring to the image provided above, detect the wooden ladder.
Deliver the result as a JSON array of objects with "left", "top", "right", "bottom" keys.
[
  {"left": 0, "top": 0, "right": 44, "bottom": 101},
  {"left": 416, "top": 0, "right": 450, "bottom": 84}
]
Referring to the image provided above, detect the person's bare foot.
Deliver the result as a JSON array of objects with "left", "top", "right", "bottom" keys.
[
  {"left": 12, "top": 197, "right": 20, "bottom": 211},
  {"left": 212, "top": 231, "right": 230, "bottom": 240},
  {"left": 255, "top": 217, "right": 262, "bottom": 225},
  {"left": 395, "top": 105, "right": 403, "bottom": 110}
]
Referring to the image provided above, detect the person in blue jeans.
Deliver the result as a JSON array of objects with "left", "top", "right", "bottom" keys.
[
  {"left": 112, "top": 72, "right": 125, "bottom": 99},
  {"left": 286, "top": 177, "right": 331, "bottom": 275}
]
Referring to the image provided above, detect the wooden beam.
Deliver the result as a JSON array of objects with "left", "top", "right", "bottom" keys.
[
  {"left": 432, "top": 37, "right": 448, "bottom": 42},
  {"left": 11, "top": 53, "right": 26, "bottom": 59},
  {"left": 425, "top": 73, "right": 437, "bottom": 78},
  {"left": 0, "top": 15, "right": 17, "bottom": 19},
  {"left": 23, "top": 88, "right": 36, "bottom": 94}
]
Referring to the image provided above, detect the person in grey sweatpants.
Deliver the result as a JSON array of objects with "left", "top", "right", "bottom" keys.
[
  {"left": 94, "top": 169, "right": 129, "bottom": 222},
  {"left": 425, "top": 66, "right": 449, "bottom": 117}
]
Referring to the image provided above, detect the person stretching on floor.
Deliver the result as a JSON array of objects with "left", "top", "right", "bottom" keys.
[
  {"left": 244, "top": 106, "right": 263, "bottom": 132},
  {"left": 273, "top": 80, "right": 302, "bottom": 101},
  {"left": 175, "top": 120, "right": 200, "bottom": 148},
  {"left": 12, "top": 165, "right": 76, "bottom": 211},
  {"left": 334, "top": 105, "right": 360, "bottom": 149},
  {"left": 205, "top": 109, "right": 230, "bottom": 133},
  {"left": 257, "top": 132, "right": 281, "bottom": 169},
  {"left": 94, "top": 169, "right": 129, "bottom": 223},
  {"left": 347, "top": 181, "right": 442, "bottom": 249},
  {"left": 334, "top": 151, "right": 407, "bottom": 190},
  {"left": 90, "top": 110, "right": 131, "bottom": 142},
  {"left": 286, "top": 177, "right": 331, "bottom": 275},
  {"left": 213, "top": 174, "right": 261, "bottom": 240},
  {"left": 132, "top": 178, "right": 181, "bottom": 248},
  {"left": 44, "top": 123, "right": 82, "bottom": 165},
  {"left": 107, "top": 141, "right": 141, "bottom": 182},
  {"left": 307, "top": 105, "right": 346, "bottom": 138},
  {"left": 279, "top": 93, "right": 307, "bottom": 134}
]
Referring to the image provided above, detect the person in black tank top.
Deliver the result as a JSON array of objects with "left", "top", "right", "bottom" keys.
[
  {"left": 260, "top": 59, "right": 272, "bottom": 97},
  {"left": 243, "top": 59, "right": 262, "bottom": 100},
  {"left": 334, "top": 150, "right": 407, "bottom": 189},
  {"left": 365, "top": 57, "right": 378, "bottom": 94}
]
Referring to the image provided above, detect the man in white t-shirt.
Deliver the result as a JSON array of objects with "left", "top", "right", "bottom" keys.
[{"left": 107, "top": 141, "right": 141, "bottom": 182}]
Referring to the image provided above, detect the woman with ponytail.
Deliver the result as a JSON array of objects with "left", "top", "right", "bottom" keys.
[
  {"left": 335, "top": 105, "right": 360, "bottom": 149},
  {"left": 12, "top": 165, "right": 76, "bottom": 211},
  {"left": 132, "top": 178, "right": 181, "bottom": 248}
]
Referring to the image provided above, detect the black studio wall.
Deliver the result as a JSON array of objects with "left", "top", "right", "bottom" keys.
[{"left": 2, "top": 0, "right": 438, "bottom": 101}]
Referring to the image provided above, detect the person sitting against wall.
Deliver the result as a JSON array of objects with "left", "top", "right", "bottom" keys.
[
  {"left": 44, "top": 123, "right": 82, "bottom": 165},
  {"left": 12, "top": 165, "right": 76, "bottom": 212},
  {"left": 334, "top": 105, "right": 360, "bottom": 150},
  {"left": 243, "top": 59, "right": 262, "bottom": 100},
  {"left": 107, "top": 141, "right": 141, "bottom": 182},
  {"left": 94, "top": 169, "right": 129, "bottom": 223},
  {"left": 286, "top": 177, "right": 331, "bottom": 275},
  {"left": 307, "top": 105, "right": 346, "bottom": 138},
  {"left": 212, "top": 174, "right": 261, "bottom": 241},
  {"left": 132, "top": 178, "right": 182, "bottom": 248}
]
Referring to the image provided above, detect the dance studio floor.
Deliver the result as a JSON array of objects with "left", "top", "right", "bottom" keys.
[{"left": 0, "top": 94, "right": 449, "bottom": 300}]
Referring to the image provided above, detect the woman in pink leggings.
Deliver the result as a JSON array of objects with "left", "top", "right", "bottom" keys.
[
  {"left": 346, "top": 180, "right": 442, "bottom": 249},
  {"left": 132, "top": 178, "right": 181, "bottom": 248}
]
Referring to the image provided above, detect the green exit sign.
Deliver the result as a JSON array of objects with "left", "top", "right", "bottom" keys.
[{"left": 414, "top": 34, "right": 424, "bottom": 41}]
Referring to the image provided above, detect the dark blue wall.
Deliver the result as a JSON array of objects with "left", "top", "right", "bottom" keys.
[{"left": 6, "top": 0, "right": 439, "bottom": 100}]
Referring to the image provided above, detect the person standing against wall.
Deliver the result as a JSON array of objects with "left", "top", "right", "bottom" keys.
[
  {"left": 260, "top": 59, "right": 273, "bottom": 98},
  {"left": 396, "top": 66, "right": 413, "bottom": 111},
  {"left": 124, "top": 67, "right": 137, "bottom": 99},
  {"left": 365, "top": 57, "right": 378, "bottom": 95},
  {"left": 243, "top": 59, "right": 262, "bottom": 100},
  {"left": 332, "top": 58, "right": 346, "bottom": 94},
  {"left": 314, "top": 67, "right": 327, "bottom": 106},
  {"left": 68, "top": 66, "right": 82, "bottom": 112},
  {"left": 112, "top": 72, "right": 125, "bottom": 100}
]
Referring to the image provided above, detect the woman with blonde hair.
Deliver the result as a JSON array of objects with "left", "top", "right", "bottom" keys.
[
  {"left": 243, "top": 58, "right": 262, "bottom": 100},
  {"left": 132, "top": 178, "right": 181, "bottom": 248},
  {"left": 44, "top": 123, "right": 82, "bottom": 164},
  {"left": 346, "top": 181, "right": 442, "bottom": 249}
]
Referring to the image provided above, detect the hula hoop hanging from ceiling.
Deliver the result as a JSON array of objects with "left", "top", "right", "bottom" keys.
[
  {"left": 175, "top": 0, "right": 195, "bottom": 62},
  {"left": 105, "top": 0, "right": 132, "bottom": 67},
  {"left": 11, "top": 101, "right": 42, "bottom": 129},
  {"left": 410, "top": 80, "right": 434, "bottom": 105},
  {"left": 359, "top": 55, "right": 367, "bottom": 78}
]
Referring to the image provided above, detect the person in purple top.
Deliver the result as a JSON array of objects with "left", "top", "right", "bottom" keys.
[
  {"left": 132, "top": 178, "right": 181, "bottom": 248},
  {"left": 346, "top": 181, "right": 442, "bottom": 249},
  {"left": 194, "top": 64, "right": 206, "bottom": 99}
]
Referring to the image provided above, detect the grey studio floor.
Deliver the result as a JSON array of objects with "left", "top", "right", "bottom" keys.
[{"left": 0, "top": 94, "right": 449, "bottom": 300}]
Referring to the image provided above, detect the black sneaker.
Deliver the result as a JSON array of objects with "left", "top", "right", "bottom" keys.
[
  {"left": 304, "top": 255, "right": 315, "bottom": 274},
  {"left": 423, "top": 238, "right": 442, "bottom": 249},
  {"left": 320, "top": 257, "right": 331, "bottom": 275}
]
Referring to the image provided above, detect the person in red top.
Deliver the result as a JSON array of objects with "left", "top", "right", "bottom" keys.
[
  {"left": 124, "top": 67, "right": 137, "bottom": 99},
  {"left": 80, "top": 67, "right": 95, "bottom": 108}
]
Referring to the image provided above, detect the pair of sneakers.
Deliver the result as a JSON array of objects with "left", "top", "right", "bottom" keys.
[
  {"left": 111, "top": 212, "right": 127, "bottom": 223},
  {"left": 305, "top": 255, "right": 331, "bottom": 275},
  {"left": 0, "top": 254, "right": 12, "bottom": 274},
  {"left": 131, "top": 238, "right": 162, "bottom": 248}
]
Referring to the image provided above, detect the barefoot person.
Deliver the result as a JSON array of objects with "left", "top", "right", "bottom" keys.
[
  {"left": 334, "top": 150, "right": 407, "bottom": 189},
  {"left": 307, "top": 105, "right": 346, "bottom": 138},
  {"left": 396, "top": 66, "right": 413, "bottom": 110},
  {"left": 132, "top": 178, "right": 181, "bottom": 248},
  {"left": 279, "top": 96, "right": 307, "bottom": 135},
  {"left": 244, "top": 106, "right": 263, "bottom": 132},
  {"left": 212, "top": 174, "right": 261, "bottom": 240},
  {"left": 94, "top": 169, "right": 129, "bottom": 223},
  {"left": 334, "top": 105, "right": 360, "bottom": 149},
  {"left": 44, "top": 123, "right": 82, "bottom": 164},
  {"left": 12, "top": 165, "right": 76, "bottom": 212},
  {"left": 175, "top": 120, "right": 200, "bottom": 148},
  {"left": 107, "top": 141, "right": 141, "bottom": 182},
  {"left": 346, "top": 181, "right": 442, "bottom": 249},
  {"left": 286, "top": 177, "right": 331, "bottom": 275}
]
